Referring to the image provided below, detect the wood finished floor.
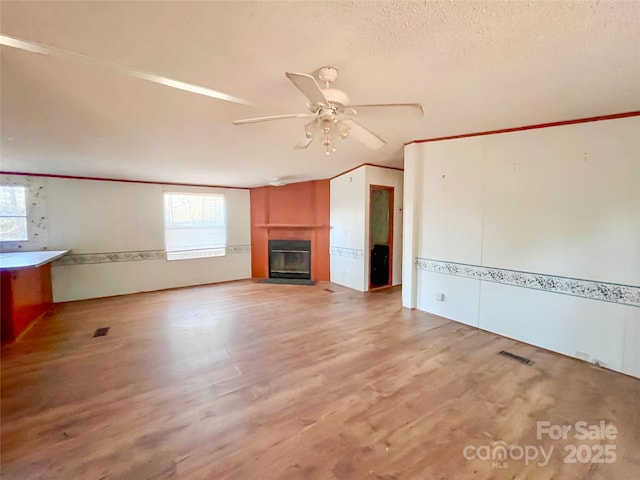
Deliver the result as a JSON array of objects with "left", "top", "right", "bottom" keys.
[{"left": 1, "top": 281, "right": 639, "bottom": 480}]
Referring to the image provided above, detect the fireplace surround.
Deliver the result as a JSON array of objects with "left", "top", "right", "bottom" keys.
[{"left": 268, "top": 240, "right": 311, "bottom": 280}]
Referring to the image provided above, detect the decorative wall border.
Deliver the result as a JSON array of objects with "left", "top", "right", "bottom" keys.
[
  {"left": 226, "top": 245, "right": 251, "bottom": 255},
  {"left": 54, "top": 250, "right": 166, "bottom": 265},
  {"left": 54, "top": 245, "right": 251, "bottom": 266},
  {"left": 415, "top": 258, "right": 640, "bottom": 307},
  {"left": 330, "top": 246, "right": 364, "bottom": 259}
]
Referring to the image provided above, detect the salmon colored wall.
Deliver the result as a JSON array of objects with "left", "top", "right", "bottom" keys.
[{"left": 250, "top": 180, "right": 330, "bottom": 281}]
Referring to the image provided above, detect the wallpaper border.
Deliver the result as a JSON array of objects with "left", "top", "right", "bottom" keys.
[
  {"left": 54, "top": 245, "right": 251, "bottom": 266},
  {"left": 415, "top": 258, "right": 640, "bottom": 307},
  {"left": 330, "top": 246, "right": 364, "bottom": 259}
]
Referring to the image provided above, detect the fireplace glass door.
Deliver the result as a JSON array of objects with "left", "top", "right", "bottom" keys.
[{"left": 268, "top": 240, "right": 311, "bottom": 280}]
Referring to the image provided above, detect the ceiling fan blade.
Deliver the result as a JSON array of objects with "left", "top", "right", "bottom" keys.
[
  {"left": 345, "top": 103, "right": 424, "bottom": 118},
  {"left": 232, "top": 113, "right": 316, "bottom": 125},
  {"left": 285, "top": 72, "right": 329, "bottom": 107},
  {"left": 341, "top": 119, "right": 387, "bottom": 150},
  {"left": 0, "top": 33, "right": 252, "bottom": 106},
  {"left": 293, "top": 137, "right": 314, "bottom": 150}
]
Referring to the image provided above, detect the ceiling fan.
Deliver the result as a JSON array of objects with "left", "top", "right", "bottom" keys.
[{"left": 232, "top": 66, "right": 424, "bottom": 155}]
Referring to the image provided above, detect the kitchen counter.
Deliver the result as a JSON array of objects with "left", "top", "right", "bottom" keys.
[{"left": 1, "top": 250, "right": 69, "bottom": 343}]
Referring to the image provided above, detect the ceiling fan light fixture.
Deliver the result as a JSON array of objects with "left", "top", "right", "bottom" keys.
[
  {"left": 336, "top": 120, "right": 350, "bottom": 139},
  {"left": 319, "top": 117, "right": 333, "bottom": 134}
]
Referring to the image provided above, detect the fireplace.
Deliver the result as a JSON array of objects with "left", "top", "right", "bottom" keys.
[{"left": 268, "top": 240, "right": 311, "bottom": 280}]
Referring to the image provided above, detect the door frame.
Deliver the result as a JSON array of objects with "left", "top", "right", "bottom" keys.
[{"left": 368, "top": 184, "right": 394, "bottom": 290}]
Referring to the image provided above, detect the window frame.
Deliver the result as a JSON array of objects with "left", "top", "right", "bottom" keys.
[
  {"left": 162, "top": 191, "right": 228, "bottom": 261},
  {"left": 0, "top": 184, "right": 29, "bottom": 243}
]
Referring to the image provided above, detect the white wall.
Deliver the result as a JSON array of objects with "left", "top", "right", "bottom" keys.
[
  {"left": 0, "top": 175, "right": 251, "bottom": 301},
  {"left": 403, "top": 116, "right": 640, "bottom": 378},
  {"left": 330, "top": 166, "right": 367, "bottom": 291},
  {"left": 330, "top": 165, "right": 404, "bottom": 291}
]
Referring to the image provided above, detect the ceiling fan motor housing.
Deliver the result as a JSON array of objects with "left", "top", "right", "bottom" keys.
[
  {"left": 321, "top": 88, "right": 349, "bottom": 110},
  {"left": 317, "top": 66, "right": 348, "bottom": 110}
]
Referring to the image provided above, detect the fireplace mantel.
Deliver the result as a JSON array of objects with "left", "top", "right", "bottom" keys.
[
  {"left": 250, "top": 180, "right": 330, "bottom": 280},
  {"left": 256, "top": 224, "right": 327, "bottom": 229}
]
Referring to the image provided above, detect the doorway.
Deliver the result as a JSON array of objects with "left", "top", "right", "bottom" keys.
[{"left": 369, "top": 185, "right": 394, "bottom": 289}]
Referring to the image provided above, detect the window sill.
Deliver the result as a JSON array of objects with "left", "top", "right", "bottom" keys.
[{"left": 166, "top": 248, "right": 226, "bottom": 261}]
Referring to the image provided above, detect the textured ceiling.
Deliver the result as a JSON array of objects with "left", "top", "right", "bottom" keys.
[{"left": 1, "top": 1, "right": 639, "bottom": 187}]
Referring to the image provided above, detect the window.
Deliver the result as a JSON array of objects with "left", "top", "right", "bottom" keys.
[
  {"left": 0, "top": 185, "right": 28, "bottom": 242},
  {"left": 163, "top": 192, "right": 227, "bottom": 260}
]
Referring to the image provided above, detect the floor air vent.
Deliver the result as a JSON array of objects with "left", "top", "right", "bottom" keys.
[
  {"left": 93, "top": 327, "right": 110, "bottom": 337},
  {"left": 499, "top": 350, "right": 533, "bottom": 365},
  {"left": 324, "top": 288, "right": 335, "bottom": 293}
]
